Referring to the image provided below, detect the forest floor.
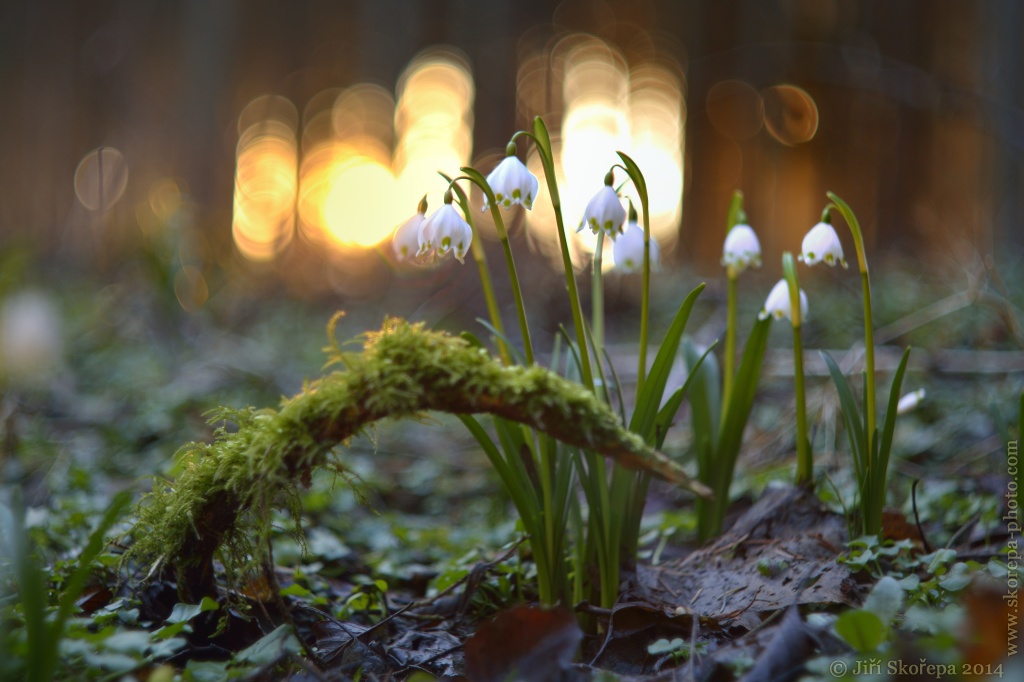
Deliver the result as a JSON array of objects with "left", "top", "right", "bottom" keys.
[{"left": 1, "top": 252, "right": 1022, "bottom": 681}]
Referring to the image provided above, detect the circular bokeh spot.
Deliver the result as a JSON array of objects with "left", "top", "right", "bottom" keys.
[
  {"left": 763, "top": 85, "right": 819, "bottom": 145},
  {"left": 706, "top": 80, "right": 764, "bottom": 141}
]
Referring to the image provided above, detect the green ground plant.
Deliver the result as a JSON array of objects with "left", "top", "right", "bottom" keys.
[
  {"left": 125, "top": 315, "right": 708, "bottom": 605},
  {"left": 686, "top": 192, "right": 771, "bottom": 541},
  {"left": 811, "top": 194, "right": 912, "bottom": 536}
]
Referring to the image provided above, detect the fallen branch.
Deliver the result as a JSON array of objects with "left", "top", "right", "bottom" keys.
[{"left": 127, "top": 317, "right": 709, "bottom": 601}]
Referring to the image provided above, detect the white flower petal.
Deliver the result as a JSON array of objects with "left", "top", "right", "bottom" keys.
[
  {"left": 799, "top": 222, "right": 847, "bottom": 268},
  {"left": 613, "top": 221, "right": 659, "bottom": 274},
  {"left": 722, "top": 224, "right": 762, "bottom": 273},
  {"left": 896, "top": 389, "right": 926, "bottom": 415},
  {"left": 759, "top": 279, "right": 808, "bottom": 322},
  {"left": 393, "top": 212, "right": 425, "bottom": 261},
  {"left": 424, "top": 204, "right": 473, "bottom": 264},
  {"left": 581, "top": 185, "right": 626, "bottom": 239},
  {"left": 417, "top": 216, "right": 435, "bottom": 256},
  {"left": 484, "top": 156, "right": 539, "bottom": 211}
]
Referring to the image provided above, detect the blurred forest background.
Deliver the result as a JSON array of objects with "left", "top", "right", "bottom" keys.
[{"left": 1, "top": 0, "right": 1023, "bottom": 334}]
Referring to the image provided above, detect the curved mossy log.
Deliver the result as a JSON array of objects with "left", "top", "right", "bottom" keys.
[{"left": 129, "top": 318, "right": 710, "bottom": 601}]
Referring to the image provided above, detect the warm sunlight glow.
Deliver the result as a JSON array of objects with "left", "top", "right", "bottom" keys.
[
  {"left": 521, "top": 35, "right": 686, "bottom": 263},
  {"left": 232, "top": 97, "right": 298, "bottom": 262},
  {"left": 323, "top": 156, "right": 404, "bottom": 248},
  {"left": 628, "top": 62, "right": 685, "bottom": 251},
  {"left": 394, "top": 48, "right": 474, "bottom": 210},
  {"left": 291, "top": 49, "right": 474, "bottom": 254}
]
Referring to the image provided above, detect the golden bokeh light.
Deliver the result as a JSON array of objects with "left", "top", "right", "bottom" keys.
[
  {"left": 763, "top": 84, "right": 819, "bottom": 145},
  {"left": 628, "top": 62, "right": 685, "bottom": 251},
  {"left": 287, "top": 48, "right": 474, "bottom": 255},
  {"left": 394, "top": 48, "right": 475, "bottom": 211},
  {"left": 148, "top": 178, "right": 182, "bottom": 221},
  {"left": 522, "top": 35, "right": 685, "bottom": 262},
  {"left": 323, "top": 155, "right": 404, "bottom": 248},
  {"left": 232, "top": 95, "right": 298, "bottom": 262}
]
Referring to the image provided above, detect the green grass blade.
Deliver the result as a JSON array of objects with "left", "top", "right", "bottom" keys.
[
  {"left": 54, "top": 491, "right": 132, "bottom": 631},
  {"left": 874, "top": 347, "right": 911, "bottom": 513},
  {"left": 557, "top": 325, "right": 584, "bottom": 384},
  {"left": 629, "top": 283, "right": 706, "bottom": 443},
  {"left": 18, "top": 489, "right": 133, "bottom": 682},
  {"left": 582, "top": 318, "right": 613, "bottom": 406},
  {"left": 474, "top": 318, "right": 527, "bottom": 365},
  {"left": 601, "top": 345, "right": 628, "bottom": 425},
  {"left": 821, "top": 350, "right": 868, "bottom": 478},
  {"left": 683, "top": 338, "right": 721, "bottom": 455},
  {"left": 8, "top": 494, "right": 50, "bottom": 682},
  {"left": 653, "top": 342, "right": 714, "bottom": 451},
  {"left": 704, "top": 315, "right": 771, "bottom": 537},
  {"left": 458, "top": 415, "right": 539, "bottom": 525},
  {"left": 716, "top": 316, "right": 771, "bottom": 469}
]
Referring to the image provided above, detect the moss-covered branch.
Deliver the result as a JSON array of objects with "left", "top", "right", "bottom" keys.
[{"left": 128, "top": 318, "right": 708, "bottom": 601}]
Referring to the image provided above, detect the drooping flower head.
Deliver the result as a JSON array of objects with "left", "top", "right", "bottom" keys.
[
  {"left": 483, "top": 142, "right": 539, "bottom": 211},
  {"left": 896, "top": 388, "right": 926, "bottom": 415},
  {"left": 579, "top": 171, "right": 626, "bottom": 240},
  {"left": 721, "top": 216, "right": 761, "bottom": 275},
  {"left": 613, "top": 203, "right": 660, "bottom": 274},
  {"left": 423, "top": 190, "right": 473, "bottom": 263},
  {"left": 393, "top": 195, "right": 428, "bottom": 261},
  {"left": 759, "top": 279, "right": 809, "bottom": 323},
  {"left": 799, "top": 219, "right": 847, "bottom": 268}
]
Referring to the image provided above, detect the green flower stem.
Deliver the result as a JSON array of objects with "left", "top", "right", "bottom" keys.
[
  {"left": 723, "top": 273, "right": 738, "bottom": 410},
  {"left": 592, "top": 230, "right": 605, "bottom": 351},
  {"left": 722, "top": 190, "right": 745, "bottom": 412},
  {"left": 613, "top": 154, "right": 651, "bottom": 394},
  {"left": 446, "top": 178, "right": 511, "bottom": 366},
  {"left": 826, "top": 192, "right": 875, "bottom": 439},
  {"left": 487, "top": 201, "right": 535, "bottom": 366},
  {"left": 782, "top": 252, "right": 812, "bottom": 486},
  {"left": 638, "top": 210, "right": 651, "bottom": 395},
  {"left": 451, "top": 172, "right": 534, "bottom": 365},
  {"left": 516, "top": 120, "right": 594, "bottom": 390}
]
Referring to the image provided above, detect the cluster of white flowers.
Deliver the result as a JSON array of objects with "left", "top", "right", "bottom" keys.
[
  {"left": 392, "top": 191, "right": 474, "bottom": 264},
  {"left": 391, "top": 140, "right": 866, "bottom": 330},
  {"left": 392, "top": 153, "right": 661, "bottom": 274},
  {"left": 749, "top": 215, "right": 849, "bottom": 323}
]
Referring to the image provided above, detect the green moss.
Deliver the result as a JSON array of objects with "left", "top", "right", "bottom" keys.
[{"left": 127, "top": 317, "right": 708, "bottom": 599}]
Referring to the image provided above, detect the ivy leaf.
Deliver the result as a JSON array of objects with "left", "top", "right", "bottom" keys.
[
  {"left": 834, "top": 609, "right": 886, "bottom": 653},
  {"left": 165, "top": 596, "right": 219, "bottom": 624}
]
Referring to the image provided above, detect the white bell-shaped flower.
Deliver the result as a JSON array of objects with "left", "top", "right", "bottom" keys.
[
  {"left": 721, "top": 223, "right": 762, "bottom": 274},
  {"left": 424, "top": 192, "right": 473, "bottom": 263},
  {"left": 759, "top": 279, "right": 809, "bottom": 323},
  {"left": 579, "top": 171, "right": 626, "bottom": 239},
  {"left": 483, "top": 145, "right": 539, "bottom": 211},
  {"left": 799, "top": 221, "right": 847, "bottom": 268},
  {"left": 896, "top": 388, "right": 926, "bottom": 415},
  {"left": 613, "top": 207, "right": 659, "bottom": 274},
  {"left": 393, "top": 196, "right": 427, "bottom": 261}
]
